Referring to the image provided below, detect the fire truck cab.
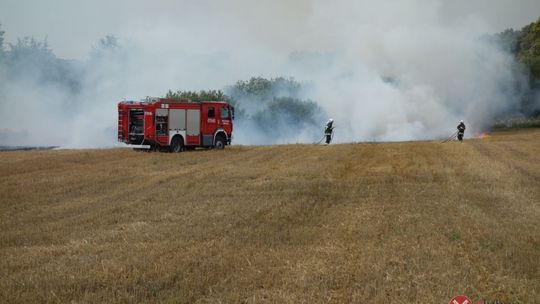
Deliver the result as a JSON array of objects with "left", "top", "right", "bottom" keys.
[{"left": 118, "top": 98, "right": 234, "bottom": 152}]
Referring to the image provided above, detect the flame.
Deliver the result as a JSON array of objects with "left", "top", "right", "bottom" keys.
[{"left": 477, "top": 132, "right": 491, "bottom": 139}]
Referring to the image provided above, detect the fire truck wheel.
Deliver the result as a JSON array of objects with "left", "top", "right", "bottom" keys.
[
  {"left": 214, "top": 135, "right": 226, "bottom": 149},
  {"left": 170, "top": 136, "right": 184, "bottom": 153}
]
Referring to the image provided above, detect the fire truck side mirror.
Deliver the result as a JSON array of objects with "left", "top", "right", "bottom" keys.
[{"left": 231, "top": 106, "right": 235, "bottom": 120}]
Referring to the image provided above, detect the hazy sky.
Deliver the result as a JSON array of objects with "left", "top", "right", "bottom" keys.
[{"left": 0, "top": 0, "right": 539, "bottom": 60}]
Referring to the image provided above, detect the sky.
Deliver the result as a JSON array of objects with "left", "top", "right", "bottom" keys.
[
  {"left": 0, "top": 0, "right": 539, "bottom": 146},
  {"left": 1, "top": 0, "right": 538, "bottom": 60}
]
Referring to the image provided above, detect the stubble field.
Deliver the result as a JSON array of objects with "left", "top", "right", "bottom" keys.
[{"left": 1, "top": 130, "right": 539, "bottom": 303}]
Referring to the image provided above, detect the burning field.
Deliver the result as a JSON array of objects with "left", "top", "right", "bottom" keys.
[
  {"left": 1, "top": 129, "right": 539, "bottom": 303},
  {"left": 476, "top": 132, "right": 492, "bottom": 140}
]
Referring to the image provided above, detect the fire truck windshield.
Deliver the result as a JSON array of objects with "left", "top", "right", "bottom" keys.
[{"left": 220, "top": 107, "right": 230, "bottom": 119}]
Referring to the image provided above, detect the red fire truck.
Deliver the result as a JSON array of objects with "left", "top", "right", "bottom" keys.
[{"left": 118, "top": 98, "right": 234, "bottom": 151}]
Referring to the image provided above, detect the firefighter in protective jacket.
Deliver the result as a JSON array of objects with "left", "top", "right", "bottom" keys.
[
  {"left": 457, "top": 120, "right": 466, "bottom": 141},
  {"left": 325, "top": 118, "right": 334, "bottom": 144}
]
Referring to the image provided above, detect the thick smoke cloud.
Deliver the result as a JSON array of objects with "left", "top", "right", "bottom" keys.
[{"left": 0, "top": 0, "right": 538, "bottom": 147}]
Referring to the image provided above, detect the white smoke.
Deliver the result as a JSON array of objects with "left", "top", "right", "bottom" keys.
[{"left": 0, "top": 0, "right": 537, "bottom": 147}]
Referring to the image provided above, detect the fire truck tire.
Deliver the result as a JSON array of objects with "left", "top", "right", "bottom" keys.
[
  {"left": 214, "top": 135, "right": 226, "bottom": 149},
  {"left": 170, "top": 136, "right": 184, "bottom": 153}
]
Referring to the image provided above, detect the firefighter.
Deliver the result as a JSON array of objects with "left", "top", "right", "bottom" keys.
[
  {"left": 325, "top": 118, "right": 334, "bottom": 144},
  {"left": 457, "top": 120, "right": 466, "bottom": 142}
]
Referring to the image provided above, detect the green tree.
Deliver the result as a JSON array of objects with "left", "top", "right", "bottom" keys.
[
  {"left": 497, "top": 16, "right": 540, "bottom": 116},
  {"left": 6, "top": 36, "right": 56, "bottom": 81},
  {"left": 495, "top": 28, "right": 522, "bottom": 55},
  {"left": 226, "top": 76, "right": 302, "bottom": 105},
  {"left": 517, "top": 17, "right": 540, "bottom": 81},
  {"left": 89, "top": 35, "right": 120, "bottom": 60},
  {"left": 8, "top": 36, "right": 54, "bottom": 62},
  {"left": 252, "top": 97, "right": 322, "bottom": 131},
  {"left": 164, "top": 89, "right": 234, "bottom": 103},
  {"left": 4, "top": 35, "right": 82, "bottom": 93},
  {"left": 164, "top": 76, "right": 326, "bottom": 141},
  {"left": 164, "top": 89, "right": 245, "bottom": 119}
]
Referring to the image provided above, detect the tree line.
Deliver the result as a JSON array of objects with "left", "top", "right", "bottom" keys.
[
  {"left": 164, "top": 77, "right": 325, "bottom": 136},
  {"left": 497, "top": 17, "right": 540, "bottom": 82},
  {"left": 1, "top": 15, "right": 539, "bottom": 129},
  {"left": 496, "top": 16, "right": 540, "bottom": 116},
  {"left": 0, "top": 24, "right": 121, "bottom": 97}
]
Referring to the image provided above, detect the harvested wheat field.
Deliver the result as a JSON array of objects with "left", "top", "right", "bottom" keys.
[{"left": 1, "top": 130, "right": 539, "bottom": 303}]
